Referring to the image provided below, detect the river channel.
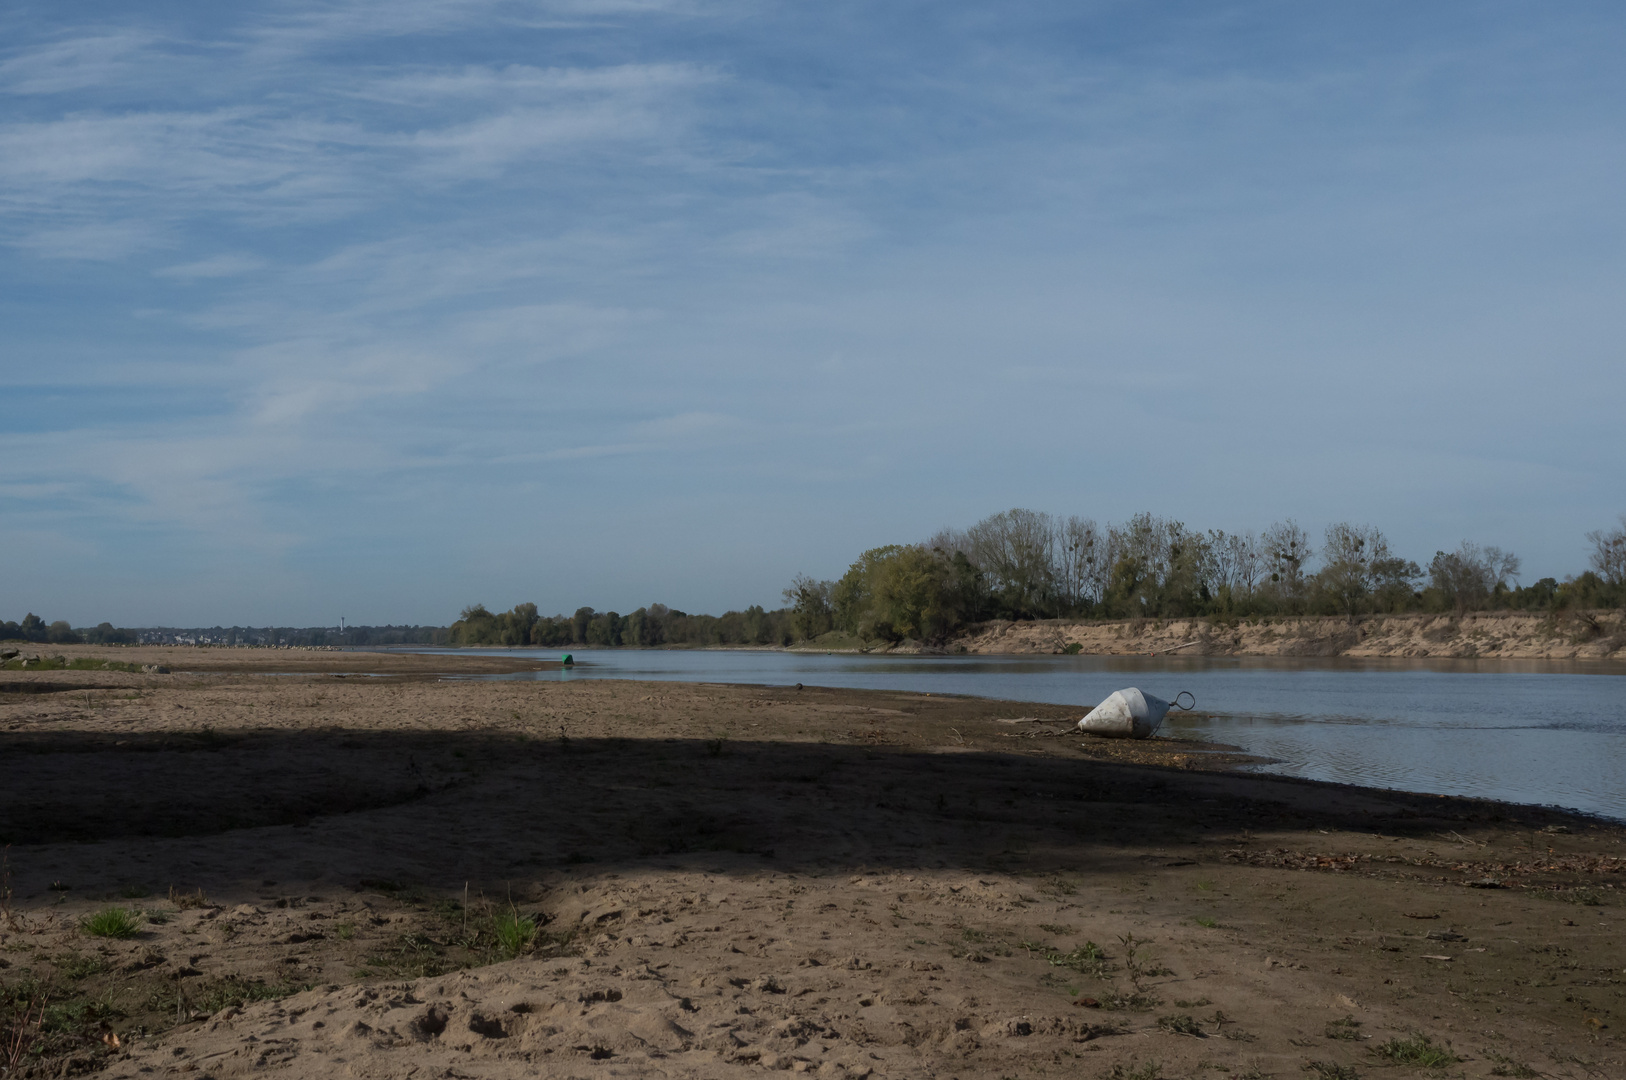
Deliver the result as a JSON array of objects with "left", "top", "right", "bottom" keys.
[{"left": 415, "top": 649, "right": 1626, "bottom": 821}]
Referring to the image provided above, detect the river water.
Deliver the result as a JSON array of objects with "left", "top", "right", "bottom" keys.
[{"left": 414, "top": 649, "right": 1626, "bottom": 821}]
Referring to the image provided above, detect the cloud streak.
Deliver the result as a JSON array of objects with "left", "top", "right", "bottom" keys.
[{"left": 1, "top": 0, "right": 1623, "bottom": 624}]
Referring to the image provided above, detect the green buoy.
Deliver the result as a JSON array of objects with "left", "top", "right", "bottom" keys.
[{"left": 561, "top": 653, "right": 574, "bottom": 666}]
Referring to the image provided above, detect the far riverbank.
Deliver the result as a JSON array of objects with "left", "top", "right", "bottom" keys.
[{"left": 902, "top": 609, "right": 1626, "bottom": 660}]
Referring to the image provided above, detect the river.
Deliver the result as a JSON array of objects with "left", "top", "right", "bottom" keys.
[{"left": 409, "top": 648, "right": 1626, "bottom": 821}]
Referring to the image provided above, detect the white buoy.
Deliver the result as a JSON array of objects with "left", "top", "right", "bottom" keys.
[{"left": 1076, "top": 687, "right": 1193, "bottom": 739}]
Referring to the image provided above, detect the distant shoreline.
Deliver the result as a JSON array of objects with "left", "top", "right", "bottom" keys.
[{"left": 14, "top": 608, "right": 1622, "bottom": 665}]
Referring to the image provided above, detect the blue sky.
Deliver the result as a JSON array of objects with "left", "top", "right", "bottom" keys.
[{"left": 3, "top": 1, "right": 1624, "bottom": 626}]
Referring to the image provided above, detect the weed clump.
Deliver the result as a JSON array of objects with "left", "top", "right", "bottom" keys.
[
  {"left": 1302, "top": 1064, "right": 1360, "bottom": 1080},
  {"left": 1324, "top": 1015, "right": 1362, "bottom": 1040},
  {"left": 81, "top": 907, "right": 141, "bottom": 939},
  {"left": 1046, "top": 940, "right": 1111, "bottom": 978},
  {"left": 54, "top": 954, "right": 110, "bottom": 981},
  {"left": 1103, "top": 1061, "right": 1162, "bottom": 1080},
  {"left": 1373, "top": 1032, "right": 1460, "bottom": 1067},
  {"left": 493, "top": 910, "right": 537, "bottom": 958},
  {"left": 1156, "top": 1013, "right": 1203, "bottom": 1036},
  {"left": 1486, "top": 1049, "right": 1539, "bottom": 1078}
]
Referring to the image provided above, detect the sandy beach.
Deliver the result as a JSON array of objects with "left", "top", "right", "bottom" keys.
[{"left": 2, "top": 646, "right": 1622, "bottom": 1078}]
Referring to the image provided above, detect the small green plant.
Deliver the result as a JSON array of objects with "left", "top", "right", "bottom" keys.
[
  {"left": 335, "top": 922, "right": 356, "bottom": 940},
  {"left": 1119, "top": 932, "right": 1156, "bottom": 990},
  {"left": 1485, "top": 1049, "right": 1539, "bottom": 1078},
  {"left": 81, "top": 907, "right": 141, "bottom": 939},
  {"left": 1104, "top": 1061, "right": 1162, "bottom": 1080},
  {"left": 1062, "top": 642, "right": 1083, "bottom": 655},
  {"left": 1046, "top": 940, "right": 1111, "bottom": 978},
  {"left": 493, "top": 909, "right": 537, "bottom": 958},
  {"left": 1325, "top": 1015, "right": 1362, "bottom": 1040},
  {"left": 1157, "top": 1013, "right": 1203, "bottom": 1036},
  {"left": 187, "top": 977, "right": 308, "bottom": 1014},
  {"left": 1373, "top": 1033, "right": 1460, "bottom": 1067},
  {"left": 1195, "top": 916, "right": 1218, "bottom": 928},
  {"left": 1038, "top": 923, "right": 1076, "bottom": 935},
  {"left": 1095, "top": 989, "right": 1161, "bottom": 1011},
  {"left": 1302, "top": 1063, "right": 1360, "bottom": 1080},
  {"left": 53, "top": 953, "right": 109, "bottom": 980}
]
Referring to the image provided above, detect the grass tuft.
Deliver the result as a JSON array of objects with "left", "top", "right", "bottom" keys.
[
  {"left": 81, "top": 907, "right": 141, "bottom": 939},
  {"left": 1302, "top": 1063, "right": 1360, "bottom": 1080},
  {"left": 168, "top": 886, "right": 210, "bottom": 909},
  {"left": 53, "top": 954, "right": 110, "bottom": 980},
  {"left": 1324, "top": 1014, "right": 1362, "bottom": 1040},
  {"left": 493, "top": 909, "right": 537, "bottom": 958},
  {"left": 1156, "top": 1013, "right": 1203, "bottom": 1036},
  {"left": 1103, "top": 1061, "right": 1161, "bottom": 1080},
  {"left": 1485, "top": 1049, "right": 1539, "bottom": 1078},
  {"left": 1373, "top": 1032, "right": 1460, "bottom": 1067}
]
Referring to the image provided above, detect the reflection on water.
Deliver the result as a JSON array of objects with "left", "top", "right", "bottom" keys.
[{"left": 399, "top": 648, "right": 1626, "bottom": 821}]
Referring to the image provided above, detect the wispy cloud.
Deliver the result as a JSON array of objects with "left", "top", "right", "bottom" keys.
[
  {"left": 1, "top": 0, "right": 1623, "bottom": 623},
  {"left": 155, "top": 253, "right": 267, "bottom": 279}
]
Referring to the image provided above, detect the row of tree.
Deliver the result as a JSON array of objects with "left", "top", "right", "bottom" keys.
[
  {"left": 0, "top": 614, "right": 92, "bottom": 644},
  {"left": 448, "top": 603, "right": 796, "bottom": 648},
  {"left": 783, "top": 510, "right": 1626, "bottom": 645},
  {"left": 0, "top": 619, "right": 450, "bottom": 647}
]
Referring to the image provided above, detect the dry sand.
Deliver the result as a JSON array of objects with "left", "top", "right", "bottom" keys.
[{"left": 2, "top": 647, "right": 1622, "bottom": 1079}]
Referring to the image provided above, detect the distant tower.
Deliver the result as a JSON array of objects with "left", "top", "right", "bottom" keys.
[{"left": 340, "top": 615, "right": 345, "bottom": 633}]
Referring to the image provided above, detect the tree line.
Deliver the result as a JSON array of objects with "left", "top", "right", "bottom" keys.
[
  {"left": 448, "top": 603, "right": 795, "bottom": 648},
  {"left": 0, "top": 619, "right": 450, "bottom": 647},
  {"left": 12, "top": 512, "right": 1621, "bottom": 652},
  {"left": 782, "top": 509, "right": 1626, "bottom": 645}
]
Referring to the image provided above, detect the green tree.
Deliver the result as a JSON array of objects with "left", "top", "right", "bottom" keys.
[{"left": 782, "top": 575, "right": 835, "bottom": 641}]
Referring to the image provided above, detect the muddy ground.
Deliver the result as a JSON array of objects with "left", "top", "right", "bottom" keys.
[{"left": 1, "top": 647, "right": 1621, "bottom": 1079}]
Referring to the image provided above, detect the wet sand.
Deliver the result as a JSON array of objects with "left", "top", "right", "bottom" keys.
[{"left": 1, "top": 647, "right": 1622, "bottom": 1078}]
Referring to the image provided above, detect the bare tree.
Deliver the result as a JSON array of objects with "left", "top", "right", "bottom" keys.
[
  {"left": 1318, "top": 522, "right": 1396, "bottom": 620},
  {"left": 1587, "top": 515, "right": 1626, "bottom": 585},
  {"left": 1261, "top": 519, "right": 1312, "bottom": 611},
  {"left": 1427, "top": 542, "right": 1520, "bottom": 615},
  {"left": 1232, "top": 530, "right": 1265, "bottom": 599},
  {"left": 960, "top": 508, "right": 1058, "bottom": 617},
  {"left": 1055, "top": 516, "right": 1109, "bottom": 611}
]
